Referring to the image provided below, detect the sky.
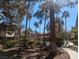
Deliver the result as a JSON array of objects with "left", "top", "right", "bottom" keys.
[
  {"left": 22, "top": 1, "right": 78, "bottom": 33},
  {"left": 61, "top": 5, "right": 78, "bottom": 32}
]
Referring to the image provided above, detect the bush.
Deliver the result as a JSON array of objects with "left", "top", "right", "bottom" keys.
[
  {"left": 73, "top": 40, "right": 78, "bottom": 45},
  {"left": 56, "top": 38, "right": 64, "bottom": 47},
  {"left": 3, "top": 41, "right": 15, "bottom": 49},
  {"left": 56, "top": 41, "right": 64, "bottom": 47}
]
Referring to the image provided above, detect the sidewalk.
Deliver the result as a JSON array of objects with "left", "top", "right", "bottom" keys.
[{"left": 63, "top": 48, "right": 78, "bottom": 59}]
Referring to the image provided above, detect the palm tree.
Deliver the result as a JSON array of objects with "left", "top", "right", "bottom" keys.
[
  {"left": 40, "top": 0, "right": 66, "bottom": 55},
  {"left": 34, "top": 0, "right": 76, "bottom": 56},
  {"left": 62, "top": 11, "right": 70, "bottom": 46},
  {"left": 39, "top": 0, "right": 77, "bottom": 58},
  {"left": 24, "top": 12, "right": 31, "bottom": 46}
]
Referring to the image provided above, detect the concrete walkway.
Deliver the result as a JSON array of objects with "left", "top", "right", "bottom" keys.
[{"left": 63, "top": 48, "right": 78, "bottom": 59}]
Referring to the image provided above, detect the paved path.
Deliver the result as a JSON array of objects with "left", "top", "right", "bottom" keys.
[{"left": 63, "top": 48, "right": 78, "bottom": 59}]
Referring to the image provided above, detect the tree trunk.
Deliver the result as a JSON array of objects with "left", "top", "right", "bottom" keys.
[
  {"left": 65, "top": 18, "right": 67, "bottom": 33},
  {"left": 46, "top": 8, "right": 57, "bottom": 59},
  {"left": 65, "top": 18, "right": 68, "bottom": 46},
  {"left": 18, "top": 22, "right": 21, "bottom": 46},
  {"left": 50, "top": 7, "right": 57, "bottom": 52},
  {"left": 76, "top": 14, "right": 78, "bottom": 27},
  {"left": 29, "top": 19, "right": 30, "bottom": 28},
  {"left": 23, "top": 1, "right": 29, "bottom": 47},
  {"left": 43, "top": 15, "right": 46, "bottom": 40},
  {"left": 24, "top": 17, "right": 28, "bottom": 47}
]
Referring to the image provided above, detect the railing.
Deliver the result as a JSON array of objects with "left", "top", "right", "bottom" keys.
[{"left": 0, "top": 31, "right": 15, "bottom": 37}]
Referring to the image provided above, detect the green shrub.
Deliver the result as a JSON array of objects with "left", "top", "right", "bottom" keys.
[
  {"left": 3, "top": 41, "right": 15, "bottom": 49},
  {"left": 56, "top": 38, "right": 64, "bottom": 47},
  {"left": 73, "top": 40, "right": 78, "bottom": 45}
]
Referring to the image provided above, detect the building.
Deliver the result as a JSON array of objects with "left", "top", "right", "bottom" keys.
[
  {"left": 0, "top": 24, "right": 16, "bottom": 39},
  {"left": 0, "top": 22, "right": 20, "bottom": 47}
]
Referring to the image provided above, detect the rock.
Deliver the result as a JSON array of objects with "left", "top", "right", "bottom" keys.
[{"left": 54, "top": 49, "right": 70, "bottom": 59}]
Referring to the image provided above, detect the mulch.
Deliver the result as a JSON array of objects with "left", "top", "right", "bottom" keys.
[{"left": 0, "top": 47, "right": 70, "bottom": 59}]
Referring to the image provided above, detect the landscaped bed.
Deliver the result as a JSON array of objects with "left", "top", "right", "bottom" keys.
[{"left": 0, "top": 47, "right": 70, "bottom": 59}]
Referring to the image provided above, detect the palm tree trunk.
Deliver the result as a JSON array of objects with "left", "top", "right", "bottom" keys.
[
  {"left": 18, "top": 21, "right": 21, "bottom": 46},
  {"left": 23, "top": 0, "right": 29, "bottom": 47},
  {"left": 43, "top": 16, "right": 46, "bottom": 40},
  {"left": 28, "top": 19, "right": 31, "bottom": 40},
  {"left": 24, "top": 17, "right": 28, "bottom": 47},
  {"left": 29, "top": 20, "right": 30, "bottom": 28},
  {"left": 47, "top": 8, "right": 57, "bottom": 58},
  {"left": 65, "top": 18, "right": 67, "bottom": 33},
  {"left": 43, "top": 18, "right": 46, "bottom": 48},
  {"left": 65, "top": 18, "right": 68, "bottom": 46},
  {"left": 50, "top": 8, "right": 57, "bottom": 51},
  {"left": 76, "top": 14, "right": 78, "bottom": 27}
]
